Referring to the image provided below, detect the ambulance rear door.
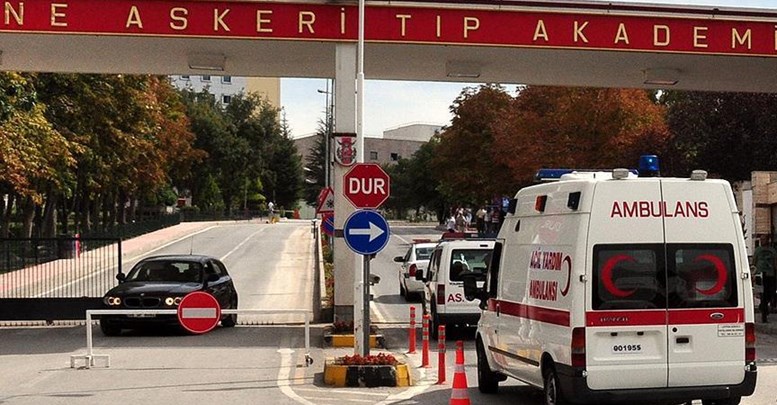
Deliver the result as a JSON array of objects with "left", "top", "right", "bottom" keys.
[
  {"left": 586, "top": 180, "right": 669, "bottom": 390},
  {"left": 661, "top": 180, "right": 745, "bottom": 387}
]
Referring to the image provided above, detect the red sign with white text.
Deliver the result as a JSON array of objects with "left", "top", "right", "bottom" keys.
[
  {"left": 1, "top": 0, "right": 777, "bottom": 57},
  {"left": 343, "top": 163, "right": 390, "bottom": 209}
]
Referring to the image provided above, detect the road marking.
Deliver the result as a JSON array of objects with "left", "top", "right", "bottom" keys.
[
  {"left": 392, "top": 234, "right": 411, "bottom": 244},
  {"left": 221, "top": 228, "right": 267, "bottom": 262},
  {"left": 277, "top": 348, "right": 316, "bottom": 405},
  {"left": 292, "top": 388, "right": 387, "bottom": 397}
]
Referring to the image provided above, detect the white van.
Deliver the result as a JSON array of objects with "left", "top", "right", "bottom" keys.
[
  {"left": 418, "top": 238, "right": 494, "bottom": 339},
  {"left": 465, "top": 166, "right": 757, "bottom": 405}
]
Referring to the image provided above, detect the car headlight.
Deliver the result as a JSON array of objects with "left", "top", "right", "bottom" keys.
[
  {"left": 104, "top": 296, "right": 121, "bottom": 306},
  {"left": 165, "top": 296, "right": 184, "bottom": 306}
]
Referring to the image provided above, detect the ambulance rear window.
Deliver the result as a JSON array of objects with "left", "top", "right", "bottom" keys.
[
  {"left": 449, "top": 249, "right": 492, "bottom": 281},
  {"left": 667, "top": 244, "right": 737, "bottom": 308},
  {"left": 593, "top": 244, "right": 666, "bottom": 310}
]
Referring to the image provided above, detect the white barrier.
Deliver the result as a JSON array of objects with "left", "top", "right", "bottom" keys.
[{"left": 70, "top": 309, "right": 312, "bottom": 369}]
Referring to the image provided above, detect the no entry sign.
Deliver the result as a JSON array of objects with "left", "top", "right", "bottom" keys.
[{"left": 177, "top": 291, "right": 222, "bottom": 334}]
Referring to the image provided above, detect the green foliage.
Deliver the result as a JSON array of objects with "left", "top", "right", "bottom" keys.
[
  {"left": 197, "top": 174, "right": 225, "bottom": 212},
  {"left": 303, "top": 123, "right": 328, "bottom": 206},
  {"left": 182, "top": 89, "right": 302, "bottom": 214},
  {"left": 385, "top": 138, "right": 446, "bottom": 223},
  {"left": 662, "top": 91, "right": 777, "bottom": 181}
]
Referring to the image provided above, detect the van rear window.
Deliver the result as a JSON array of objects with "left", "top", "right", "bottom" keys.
[
  {"left": 592, "top": 243, "right": 738, "bottom": 310},
  {"left": 593, "top": 244, "right": 666, "bottom": 310},
  {"left": 449, "top": 249, "right": 492, "bottom": 281},
  {"left": 667, "top": 244, "right": 737, "bottom": 308}
]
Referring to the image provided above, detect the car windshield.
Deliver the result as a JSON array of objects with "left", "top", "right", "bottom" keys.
[
  {"left": 126, "top": 260, "right": 203, "bottom": 283},
  {"left": 415, "top": 247, "right": 434, "bottom": 260}
]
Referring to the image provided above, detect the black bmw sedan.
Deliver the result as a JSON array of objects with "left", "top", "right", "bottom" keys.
[{"left": 100, "top": 255, "right": 238, "bottom": 335}]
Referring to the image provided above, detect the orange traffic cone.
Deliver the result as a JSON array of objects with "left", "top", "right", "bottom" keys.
[{"left": 450, "top": 340, "right": 470, "bottom": 405}]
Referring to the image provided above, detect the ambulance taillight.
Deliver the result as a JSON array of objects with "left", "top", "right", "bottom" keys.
[
  {"left": 571, "top": 327, "right": 586, "bottom": 368},
  {"left": 745, "top": 322, "right": 756, "bottom": 364},
  {"left": 437, "top": 284, "right": 446, "bottom": 305}
]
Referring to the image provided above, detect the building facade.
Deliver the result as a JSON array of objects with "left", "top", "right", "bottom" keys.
[
  {"left": 169, "top": 76, "right": 280, "bottom": 107},
  {"left": 295, "top": 123, "right": 442, "bottom": 167}
]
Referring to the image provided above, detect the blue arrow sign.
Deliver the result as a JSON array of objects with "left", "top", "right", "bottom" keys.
[
  {"left": 322, "top": 213, "right": 334, "bottom": 236},
  {"left": 343, "top": 210, "right": 391, "bottom": 255}
]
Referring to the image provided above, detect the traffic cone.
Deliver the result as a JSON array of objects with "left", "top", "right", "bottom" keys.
[{"left": 449, "top": 341, "right": 470, "bottom": 405}]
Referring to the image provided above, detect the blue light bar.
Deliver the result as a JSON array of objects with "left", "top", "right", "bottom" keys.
[
  {"left": 535, "top": 169, "right": 575, "bottom": 181},
  {"left": 535, "top": 167, "right": 640, "bottom": 182},
  {"left": 638, "top": 155, "right": 660, "bottom": 177}
]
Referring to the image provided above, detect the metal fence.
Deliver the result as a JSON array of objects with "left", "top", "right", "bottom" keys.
[{"left": 0, "top": 237, "right": 121, "bottom": 321}]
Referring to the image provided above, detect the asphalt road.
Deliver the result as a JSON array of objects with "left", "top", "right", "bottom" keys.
[{"left": 1, "top": 220, "right": 777, "bottom": 405}]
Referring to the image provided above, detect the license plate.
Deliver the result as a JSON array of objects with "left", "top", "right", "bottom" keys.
[
  {"left": 611, "top": 344, "right": 642, "bottom": 354},
  {"left": 127, "top": 313, "right": 156, "bottom": 318}
]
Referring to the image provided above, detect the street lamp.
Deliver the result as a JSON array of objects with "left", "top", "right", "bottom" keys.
[{"left": 318, "top": 81, "right": 333, "bottom": 188}]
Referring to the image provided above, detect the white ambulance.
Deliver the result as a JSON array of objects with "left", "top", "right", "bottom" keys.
[
  {"left": 418, "top": 238, "right": 494, "bottom": 339},
  {"left": 464, "top": 162, "right": 757, "bottom": 405}
]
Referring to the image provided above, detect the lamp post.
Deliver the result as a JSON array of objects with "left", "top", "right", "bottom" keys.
[{"left": 317, "top": 80, "right": 333, "bottom": 188}]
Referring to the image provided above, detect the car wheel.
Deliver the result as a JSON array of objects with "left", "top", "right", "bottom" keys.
[
  {"left": 221, "top": 298, "right": 238, "bottom": 328},
  {"left": 100, "top": 320, "right": 121, "bottom": 336},
  {"left": 399, "top": 280, "right": 406, "bottom": 297},
  {"left": 543, "top": 365, "right": 567, "bottom": 405},
  {"left": 477, "top": 339, "right": 499, "bottom": 394}
]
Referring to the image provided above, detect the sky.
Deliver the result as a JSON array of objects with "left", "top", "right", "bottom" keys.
[{"left": 279, "top": 0, "right": 775, "bottom": 139}]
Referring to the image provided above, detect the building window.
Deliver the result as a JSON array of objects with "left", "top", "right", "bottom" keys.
[
  {"left": 222, "top": 95, "right": 232, "bottom": 104},
  {"left": 369, "top": 151, "right": 378, "bottom": 160},
  {"left": 390, "top": 153, "right": 400, "bottom": 161},
  {"left": 222, "top": 76, "right": 232, "bottom": 84},
  {"left": 202, "top": 75, "right": 211, "bottom": 81},
  {"left": 180, "top": 75, "right": 190, "bottom": 80}
]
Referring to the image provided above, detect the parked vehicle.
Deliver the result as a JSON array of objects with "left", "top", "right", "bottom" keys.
[
  {"left": 417, "top": 238, "right": 494, "bottom": 339},
  {"left": 394, "top": 240, "right": 436, "bottom": 300},
  {"left": 100, "top": 254, "right": 238, "bottom": 335},
  {"left": 464, "top": 159, "right": 756, "bottom": 405}
]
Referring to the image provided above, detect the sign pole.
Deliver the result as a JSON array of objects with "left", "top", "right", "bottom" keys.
[
  {"left": 343, "top": 210, "right": 389, "bottom": 357},
  {"left": 362, "top": 254, "right": 371, "bottom": 356},
  {"left": 354, "top": 0, "right": 366, "bottom": 358}
]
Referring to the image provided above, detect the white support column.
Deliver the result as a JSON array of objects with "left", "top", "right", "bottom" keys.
[{"left": 333, "top": 43, "right": 358, "bottom": 323}]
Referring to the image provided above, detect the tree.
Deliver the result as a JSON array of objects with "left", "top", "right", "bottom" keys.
[
  {"left": 662, "top": 91, "right": 777, "bottom": 181},
  {"left": 491, "top": 86, "right": 670, "bottom": 185},
  {"left": 431, "top": 84, "right": 514, "bottom": 205},
  {"left": 0, "top": 72, "right": 75, "bottom": 237},
  {"left": 303, "top": 121, "right": 328, "bottom": 206},
  {"left": 385, "top": 137, "right": 446, "bottom": 222},
  {"left": 182, "top": 89, "right": 301, "bottom": 214}
]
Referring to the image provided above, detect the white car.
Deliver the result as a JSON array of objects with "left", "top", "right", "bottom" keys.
[{"left": 394, "top": 241, "right": 436, "bottom": 300}]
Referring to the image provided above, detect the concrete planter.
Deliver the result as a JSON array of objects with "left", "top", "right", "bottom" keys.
[
  {"left": 323, "top": 359, "right": 411, "bottom": 387},
  {"left": 323, "top": 325, "right": 384, "bottom": 348}
]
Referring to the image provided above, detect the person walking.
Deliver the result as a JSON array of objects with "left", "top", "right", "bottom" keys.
[
  {"left": 754, "top": 235, "right": 777, "bottom": 323},
  {"left": 475, "top": 206, "right": 487, "bottom": 236}
]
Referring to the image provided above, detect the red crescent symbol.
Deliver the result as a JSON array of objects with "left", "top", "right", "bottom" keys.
[
  {"left": 560, "top": 256, "right": 572, "bottom": 297},
  {"left": 601, "top": 254, "right": 636, "bottom": 298},
  {"left": 693, "top": 254, "right": 728, "bottom": 296}
]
